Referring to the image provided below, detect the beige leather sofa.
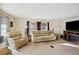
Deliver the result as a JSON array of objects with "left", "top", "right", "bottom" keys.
[
  {"left": 31, "top": 31, "right": 56, "bottom": 43},
  {"left": 0, "top": 47, "right": 12, "bottom": 55},
  {"left": 7, "top": 31, "right": 28, "bottom": 49}
]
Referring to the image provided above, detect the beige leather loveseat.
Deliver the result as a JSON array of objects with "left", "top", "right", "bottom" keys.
[
  {"left": 31, "top": 31, "right": 56, "bottom": 43},
  {"left": 7, "top": 31, "right": 28, "bottom": 49}
]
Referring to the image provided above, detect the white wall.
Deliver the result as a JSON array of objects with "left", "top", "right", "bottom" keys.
[
  {"left": 52, "top": 16, "right": 79, "bottom": 34},
  {"left": 1, "top": 3, "right": 79, "bottom": 35},
  {"left": 14, "top": 18, "right": 52, "bottom": 35},
  {"left": 0, "top": 3, "right": 3, "bottom": 9},
  {"left": 14, "top": 18, "right": 26, "bottom": 35},
  {"left": 52, "top": 20, "right": 65, "bottom": 34},
  {"left": 1, "top": 3, "right": 79, "bottom": 19},
  {"left": 10, "top": 16, "right": 79, "bottom": 35}
]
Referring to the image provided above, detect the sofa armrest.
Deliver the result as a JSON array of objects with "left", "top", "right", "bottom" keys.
[
  {"left": 51, "top": 34, "right": 56, "bottom": 40},
  {"left": 8, "top": 38, "right": 16, "bottom": 50}
]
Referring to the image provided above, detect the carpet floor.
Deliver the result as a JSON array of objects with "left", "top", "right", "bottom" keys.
[{"left": 16, "top": 39, "right": 79, "bottom": 55}]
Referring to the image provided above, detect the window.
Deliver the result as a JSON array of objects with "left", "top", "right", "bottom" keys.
[{"left": 1, "top": 24, "right": 7, "bottom": 36}]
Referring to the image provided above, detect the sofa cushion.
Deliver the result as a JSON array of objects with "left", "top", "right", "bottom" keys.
[
  {"left": 32, "top": 31, "right": 40, "bottom": 37},
  {"left": 35, "top": 36, "right": 42, "bottom": 40},
  {"left": 15, "top": 39, "right": 27, "bottom": 48},
  {"left": 39, "top": 31, "right": 51, "bottom": 36},
  {"left": 34, "top": 33, "right": 41, "bottom": 37},
  {"left": 10, "top": 31, "right": 22, "bottom": 37},
  {"left": 42, "top": 36, "right": 52, "bottom": 40},
  {"left": 33, "top": 31, "right": 51, "bottom": 37},
  {"left": 13, "top": 36, "right": 21, "bottom": 40}
]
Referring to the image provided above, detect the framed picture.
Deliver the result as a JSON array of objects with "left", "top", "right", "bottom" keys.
[{"left": 10, "top": 21, "right": 13, "bottom": 27}]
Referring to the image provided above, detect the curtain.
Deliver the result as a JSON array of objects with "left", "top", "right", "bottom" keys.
[{"left": 0, "top": 16, "right": 9, "bottom": 47}]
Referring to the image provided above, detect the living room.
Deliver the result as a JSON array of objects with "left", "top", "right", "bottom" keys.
[{"left": 0, "top": 3, "right": 79, "bottom": 55}]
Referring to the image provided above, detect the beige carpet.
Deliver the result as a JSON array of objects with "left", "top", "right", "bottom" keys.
[{"left": 17, "top": 39, "right": 79, "bottom": 55}]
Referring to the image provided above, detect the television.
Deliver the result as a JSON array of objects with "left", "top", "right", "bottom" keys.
[{"left": 66, "top": 20, "right": 79, "bottom": 31}]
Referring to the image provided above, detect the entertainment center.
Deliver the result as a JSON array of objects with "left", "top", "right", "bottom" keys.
[
  {"left": 63, "top": 31, "right": 79, "bottom": 41},
  {"left": 63, "top": 20, "right": 79, "bottom": 41}
]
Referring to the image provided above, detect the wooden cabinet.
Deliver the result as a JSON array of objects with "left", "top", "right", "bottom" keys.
[{"left": 63, "top": 31, "right": 79, "bottom": 41}]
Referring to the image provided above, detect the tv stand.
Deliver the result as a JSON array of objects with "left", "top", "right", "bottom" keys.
[{"left": 63, "top": 31, "right": 79, "bottom": 41}]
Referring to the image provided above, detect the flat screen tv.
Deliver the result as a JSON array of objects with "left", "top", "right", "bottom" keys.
[{"left": 66, "top": 20, "right": 79, "bottom": 31}]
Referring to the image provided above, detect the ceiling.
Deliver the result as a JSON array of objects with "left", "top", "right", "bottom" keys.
[{"left": 1, "top": 3, "right": 79, "bottom": 19}]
